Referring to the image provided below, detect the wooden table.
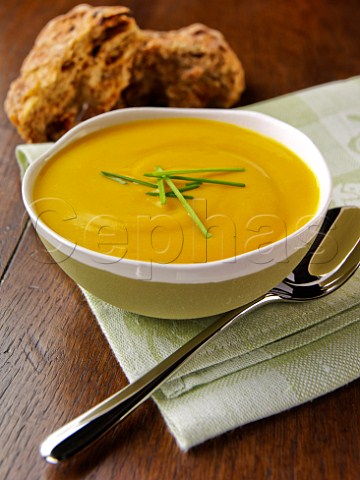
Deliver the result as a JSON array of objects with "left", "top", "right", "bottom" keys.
[{"left": 1, "top": 1, "right": 360, "bottom": 478}]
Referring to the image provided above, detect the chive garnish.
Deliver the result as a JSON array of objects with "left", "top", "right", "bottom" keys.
[
  {"left": 101, "top": 171, "right": 157, "bottom": 188},
  {"left": 164, "top": 176, "right": 211, "bottom": 239},
  {"left": 175, "top": 184, "right": 201, "bottom": 193},
  {"left": 100, "top": 166, "right": 245, "bottom": 238},
  {"left": 146, "top": 183, "right": 200, "bottom": 200},
  {"left": 147, "top": 183, "right": 200, "bottom": 195},
  {"left": 155, "top": 166, "right": 167, "bottom": 205},
  {"left": 145, "top": 170, "right": 245, "bottom": 187},
  {"left": 186, "top": 181, "right": 202, "bottom": 187},
  {"left": 146, "top": 191, "right": 195, "bottom": 200},
  {"left": 145, "top": 167, "right": 245, "bottom": 176},
  {"left": 159, "top": 175, "right": 246, "bottom": 187}
]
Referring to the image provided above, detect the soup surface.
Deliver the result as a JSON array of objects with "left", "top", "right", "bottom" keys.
[{"left": 33, "top": 117, "right": 319, "bottom": 263}]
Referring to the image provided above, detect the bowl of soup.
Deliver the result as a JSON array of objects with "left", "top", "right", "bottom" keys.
[{"left": 22, "top": 108, "right": 331, "bottom": 319}]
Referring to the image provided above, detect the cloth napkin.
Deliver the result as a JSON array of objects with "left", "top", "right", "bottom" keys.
[{"left": 16, "top": 76, "right": 360, "bottom": 451}]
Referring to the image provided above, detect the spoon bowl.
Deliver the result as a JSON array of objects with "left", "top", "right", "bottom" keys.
[
  {"left": 40, "top": 206, "right": 360, "bottom": 463},
  {"left": 272, "top": 206, "right": 360, "bottom": 300}
]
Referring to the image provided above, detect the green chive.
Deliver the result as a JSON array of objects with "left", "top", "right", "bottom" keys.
[
  {"left": 101, "top": 171, "right": 127, "bottom": 184},
  {"left": 186, "top": 181, "right": 202, "bottom": 186},
  {"left": 146, "top": 192, "right": 195, "bottom": 200},
  {"left": 164, "top": 177, "right": 211, "bottom": 239},
  {"left": 146, "top": 183, "right": 200, "bottom": 199},
  {"left": 163, "top": 175, "right": 246, "bottom": 187},
  {"left": 177, "top": 184, "right": 200, "bottom": 193},
  {"left": 101, "top": 171, "right": 157, "bottom": 188},
  {"left": 156, "top": 166, "right": 167, "bottom": 205},
  {"left": 145, "top": 167, "right": 245, "bottom": 176}
]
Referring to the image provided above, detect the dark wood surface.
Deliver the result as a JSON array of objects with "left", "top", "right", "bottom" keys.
[{"left": 1, "top": 1, "right": 360, "bottom": 479}]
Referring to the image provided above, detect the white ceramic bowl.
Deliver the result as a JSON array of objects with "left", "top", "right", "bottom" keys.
[{"left": 22, "top": 108, "right": 332, "bottom": 318}]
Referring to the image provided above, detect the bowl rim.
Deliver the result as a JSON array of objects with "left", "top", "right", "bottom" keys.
[{"left": 22, "top": 107, "right": 332, "bottom": 284}]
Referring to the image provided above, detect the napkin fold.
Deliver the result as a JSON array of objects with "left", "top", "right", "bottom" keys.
[{"left": 17, "top": 76, "right": 360, "bottom": 450}]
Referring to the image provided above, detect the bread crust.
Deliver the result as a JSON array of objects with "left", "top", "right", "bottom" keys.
[
  {"left": 4, "top": 4, "right": 139, "bottom": 142},
  {"left": 5, "top": 6, "right": 245, "bottom": 143},
  {"left": 122, "top": 24, "right": 245, "bottom": 109}
]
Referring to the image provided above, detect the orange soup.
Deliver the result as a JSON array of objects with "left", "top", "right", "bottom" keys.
[{"left": 32, "top": 118, "right": 319, "bottom": 263}]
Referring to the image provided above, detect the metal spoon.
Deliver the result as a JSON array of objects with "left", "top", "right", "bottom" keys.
[{"left": 40, "top": 206, "right": 360, "bottom": 463}]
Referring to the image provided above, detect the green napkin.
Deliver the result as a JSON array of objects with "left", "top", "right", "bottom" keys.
[{"left": 17, "top": 76, "right": 360, "bottom": 451}]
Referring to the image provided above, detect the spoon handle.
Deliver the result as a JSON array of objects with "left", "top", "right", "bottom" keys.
[{"left": 40, "top": 294, "right": 277, "bottom": 463}]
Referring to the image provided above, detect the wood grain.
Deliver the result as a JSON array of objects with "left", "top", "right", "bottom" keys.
[{"left": 1, "top": 1, "right": 360, "bottom": 479}]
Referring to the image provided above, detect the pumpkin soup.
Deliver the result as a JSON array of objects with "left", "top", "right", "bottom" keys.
[{"left": 32, "top": 118, "right": 319, "bottom": 263}]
